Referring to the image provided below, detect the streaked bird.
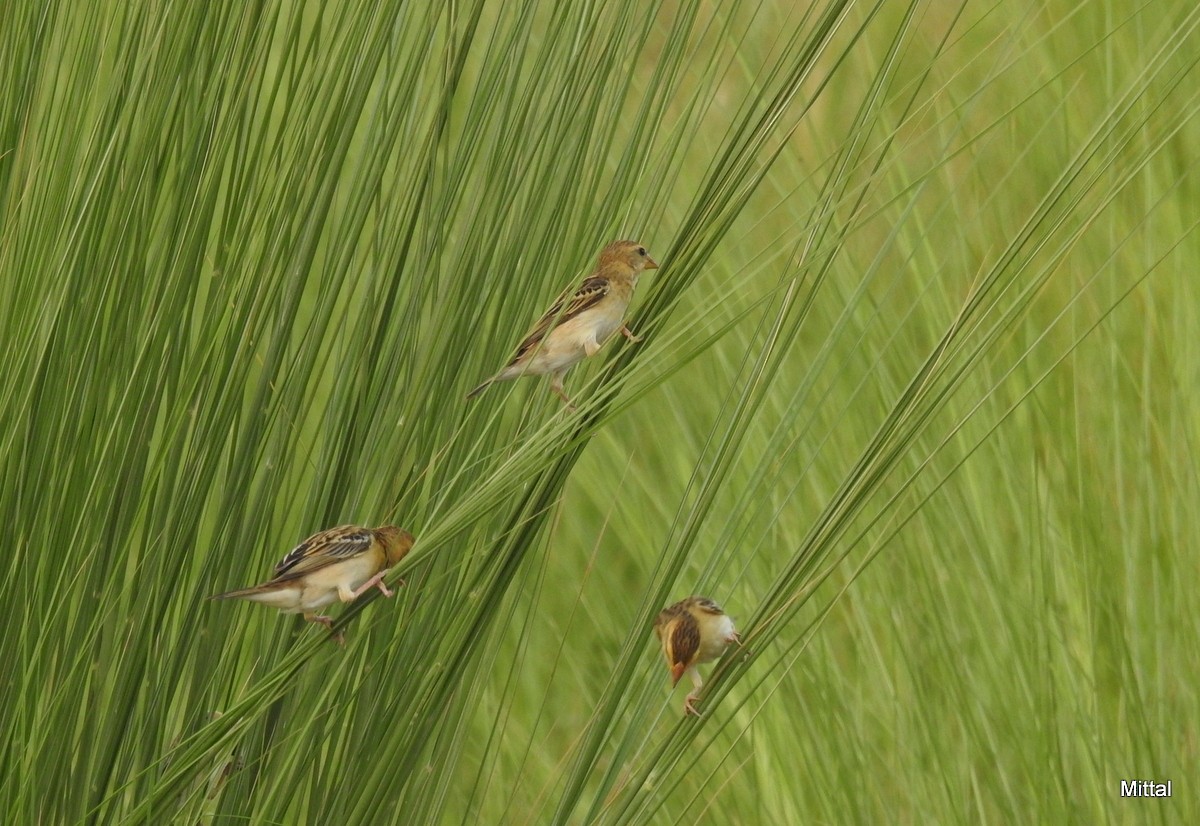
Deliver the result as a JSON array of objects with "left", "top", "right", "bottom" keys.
[
  {"left": 210, "top": 524, "right": 413, "bottom": 641},
  {"left": 653, "top": 595, "right": 740, "bottom": 716},
  {"left": 467, "top": 239, "right": 659, "bottom": 408}
]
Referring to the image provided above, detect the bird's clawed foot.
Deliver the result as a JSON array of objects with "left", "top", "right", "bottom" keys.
[
  {"left": 683, "top": 693, "right": 702, "bottom": 717},
  {"left": 307, "top": 614, "right": 345, "bottom": 646},
  {"left": 549, "top": 373, "right": 577, "bottom": 411},
  {"left": 551, "top": 387, "right": 576, "bottom": 411},
  {"left": 621, "top": 325, "right": 642, "bottom": 343}
]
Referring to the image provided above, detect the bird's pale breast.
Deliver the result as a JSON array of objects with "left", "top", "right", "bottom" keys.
[
  {"left": 525, "top": 300, "right": 628, "bottom": 373},
  {"left": 697, "top": 613, "right": 737, "bottom": 663},
  {"left": 296, "top": 555, "right": 380, "bottom": 609}
]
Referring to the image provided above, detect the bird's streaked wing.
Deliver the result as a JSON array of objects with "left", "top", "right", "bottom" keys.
[
  {"left": 273, "top": 525, "right": 375, "bottom": 578},
  {"left": 671, "top": 613, "right": 701, "bottom": 665},
  {"left": 511, "top": 275, "right": 610, "bottom": 362}
]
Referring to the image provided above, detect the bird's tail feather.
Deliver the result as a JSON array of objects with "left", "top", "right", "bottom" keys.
[
  {"left": 466, "top": 378, "right": 493, "bottom": 399},
  {"left": 208, "top": 586, "right": 262, "bottom": 601}
]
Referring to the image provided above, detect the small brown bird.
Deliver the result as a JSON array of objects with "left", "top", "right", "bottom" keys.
[
  {"left": 210, "top": 524, "right": 413, "bottom": 640},
  {"left": 653, "top": 596, "right": 741, "bottom": 716},
  {"left": 467, "top": 239, "right": 659, "bottom": 408}
]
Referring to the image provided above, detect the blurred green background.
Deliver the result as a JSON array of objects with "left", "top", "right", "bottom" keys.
[{"left": 1, "top": 0, "right": 1196, "bottom": 823}]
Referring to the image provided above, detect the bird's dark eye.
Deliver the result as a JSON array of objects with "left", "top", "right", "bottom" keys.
[{"left": 637, "top": 247, "right": 647, "bottom": 256}]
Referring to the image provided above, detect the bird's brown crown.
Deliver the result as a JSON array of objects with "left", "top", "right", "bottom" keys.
[{"left": 597, "top": 239, "right": 658, "bottom": 272}]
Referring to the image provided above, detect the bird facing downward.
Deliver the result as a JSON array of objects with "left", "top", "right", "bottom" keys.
[
  {"left": 653, "top": 596, "right": 741, "bottom": 716},
  {"left": 467, "top": 239, "right": 659, "bottom": 408},
  {"left": 210, "top": 524, "right": 414, "bottom": 642}
]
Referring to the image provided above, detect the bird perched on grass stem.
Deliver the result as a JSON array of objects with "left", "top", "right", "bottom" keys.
[
  {"left": 467, "top": 239, "right": 659, "bottom": 408},
  {"left": 210, "top": 524, "right": 413, "bottom": 643},
  {"left": 653, "top": 596, "right": 741, "bottom": 716}
]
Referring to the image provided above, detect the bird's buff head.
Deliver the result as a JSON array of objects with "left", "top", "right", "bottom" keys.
[
  {"left": 598, "top": 239, "right": 659, "bottom": 275},
  {"left": 376, "top": 525, "right": 416, "bottom": 566}
]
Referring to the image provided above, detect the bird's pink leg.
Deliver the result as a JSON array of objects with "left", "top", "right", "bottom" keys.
[
  {"left": 350, "top": 570, "right": 394, "bottom": 600},
  {"left": 683, "top": 668, "right": 705, "bottom": 716},
  {"left": 304, "top": 613, "right": 344, "bottom": 646},
  {"left": 621, "top": 324, "right": 642, "bottom": 343},
  {"left": 550, "top": 373, "right": 575, "bottom": 410}
]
